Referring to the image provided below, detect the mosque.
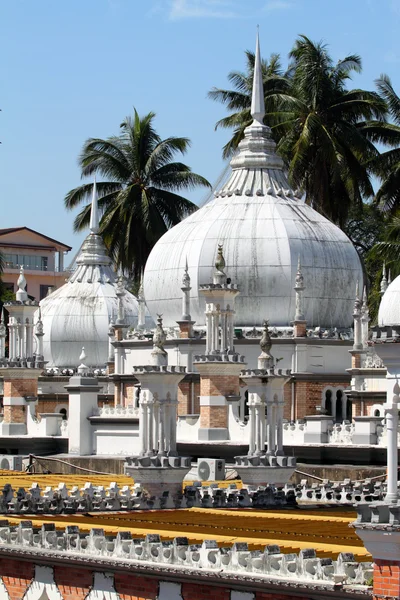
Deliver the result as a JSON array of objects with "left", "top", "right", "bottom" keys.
[
  {"left": 0, "top": 33, "right": 400, "bottom": 600},
  {"left": 0, "top": 32, "right": 391, "bottom": 464}
]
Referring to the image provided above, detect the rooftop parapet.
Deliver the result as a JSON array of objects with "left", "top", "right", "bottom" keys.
[
  {"left": 194, "top": 353, "right": 246, "bottom": 363},
  {"left": 132, "top": 365, "right": 186, "bottom": 375},
  {"left": 0, "top": 520, "right": 373, "bottom": 588}
]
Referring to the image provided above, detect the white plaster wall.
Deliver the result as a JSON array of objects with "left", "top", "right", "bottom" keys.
[
  {"left": 22, "top": 566, "right": 63, "bottom": 600},
  {"left": 157, "top": 581, "right": 183, "bottom": 600},
  {"left": 93, "top": 424, "right": 140, "bottom": 456},
  {"left": 124, "top": 340, "right": 352, "bottom": 376}
]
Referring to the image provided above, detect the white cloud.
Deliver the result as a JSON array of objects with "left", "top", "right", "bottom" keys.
[
  {"left": 263, "top": 0, "right": 293, "bottom": 11},
  {"left": 169, "top": 0, "right": 239, "bottom": 20}
]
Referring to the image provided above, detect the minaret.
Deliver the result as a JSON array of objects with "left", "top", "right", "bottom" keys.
[
  {"left": 113, "top": 277, "right": 128, "bottom": 405},
  {"left": 176, "top": 259, "right": 195, "bottom": 339},
  {"left": 380, "top": 263, "right": 388, "bottom": 295},
  {"left": 353, "top": 281, "right": 363, "bottom": 352},
  {"left": 361, "top": 286, "right": 369, "bottom": 349},
  {"left": 194, "top": 244, "right": 245, "bottom": 441},
  {"left": 34, "top": 307, "right": 44, "bottom": 367},
  {"left": 6, "top": 267, "right": 37, "bottom": 362},
  {"left": 137, "top": 273, "right": 146, "bottom": 331},
  {"left": 0, "top": 309, "right": 6, "bottom": 359},
  {"left": 293, "top": 256, "right": 307, "bottom": 338}
]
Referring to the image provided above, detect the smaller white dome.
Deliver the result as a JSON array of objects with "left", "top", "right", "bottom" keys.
[{"left": 378, "top": 274, "right": 400, "bottom": 326}]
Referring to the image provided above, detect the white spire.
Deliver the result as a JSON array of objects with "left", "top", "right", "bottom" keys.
[
  {"left": 380, "top": 262, "right": 388, "bottom": 295},
  {"left": 89, "top": 175, "right": 100, "bottom": 234},
  {"left": 250, "top": 28, "right": 265, "bottom": 125}
]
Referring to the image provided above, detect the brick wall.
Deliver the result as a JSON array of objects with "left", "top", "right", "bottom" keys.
[
  {"left": 200, "top": 405, "right": 228, "bottom": 428},
  {"left": 283, "top": 382, "right": 292, "bottom": 420},
  {"left": 294, "top": 380, "right": 349, "bottom": 419},
  {"left": 0, "top": 558, "right": 34, "bottom": 600},
  {"left": 200, "top": 374, "right": 239, "bottom": 397},
  {"left": 373, "top": 559, "right": 400, "bottom": 599},
  {"left": 3, "top": 378, "right": 37, "bottom": 398},
  {"left": 3, "top": 405, "right": 25, "bottom": 423},
  {"left": 54, "top": 564, "right": 92, "bottom": 599},
  {"left": 0, "top": 556, "right": 367, "bottom": 599},
  {"left": 178, "top": 381, "right": 191, "bottom": 415}
]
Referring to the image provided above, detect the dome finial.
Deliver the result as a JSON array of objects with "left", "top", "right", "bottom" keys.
[
  {"left": 89, "top": 174, "right": 100, "bottom": 235},
  {"left": 250, "top": 28, "right": 265, "bottom": 125}
]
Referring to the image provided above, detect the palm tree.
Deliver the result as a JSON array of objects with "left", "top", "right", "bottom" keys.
[
  {"left": 210, "top": 36, "right": 388, "bottom": 226},
  {"left": 370, "top": 75, "right": 400, "bottom": 213},
  {"left": 65, "top": 109, "right": 211, "bottom": 278},
  {"left": 208, "top": 50, "right": 292, "bottom": 158},
  {"left": 277, "top": 36, "right": 388, "bottom": 226}
]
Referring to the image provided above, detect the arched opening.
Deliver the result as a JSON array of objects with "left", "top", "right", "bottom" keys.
[
  {"left": 244, "top": 390, "right": 249, "bottom": 420},
  {"left": 374, "top": 409, "right": 381, "bottom": 417},
  {"left": 59, "top": 408, "right": 67, "bottom": 420},
  {"left": 346, "top": 398, "right": 352, "bottom": 421},
  {"left": 325, "top": 390, "right": 332, "bottom": 416},
  {"left": 336, "top": 390, "right": 343, "bottom": 422}
]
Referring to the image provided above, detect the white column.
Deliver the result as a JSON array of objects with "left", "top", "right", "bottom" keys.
[
  {"left": 153, "top": 396, "right": 160, "bottom": 454},
  {"left": 139, "top": 395, "right": 148, "bottom": 456},
  {"left": 267, "top": 402, "right": 274, "bottom": 455},
  {"left": 276, "top": 401, "right": 284, "bottom": 456},
  {"left": 147, "top": 402, "right": 154, "bottom": 455},
  {"left": 248, "top": 397, "right": 256, "bottom": 455},
  {"left": 159, "top": 401, "right": 166, "bottom": 454},
  {"left": 206, "top": 311, "right": 212, "bottom": 354},
  {"left": 255, "top": 404, "right": 261, "bottom": 454},
  {"left": 59, "top": 251, "right": 64, "bottom": 272},
  {"left": 228, "top": 312, "right": 234, "bottom": 350},
  {"left": 9, "top": 323, "right": 15, "bottom": 359},
  {"left": 385, "top": 378, "right": 400, "bottom": 503},
  {"left": 169, "top": 398, "right": 177, "bottom": 455}
]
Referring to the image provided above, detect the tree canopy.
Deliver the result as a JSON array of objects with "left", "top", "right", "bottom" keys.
[{"left": 65, "top": 109, "right": 211, "bottom": 278}]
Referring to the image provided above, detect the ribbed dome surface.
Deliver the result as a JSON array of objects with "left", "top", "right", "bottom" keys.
[
  {"left": 40, "top": 231, "right": 141, "bottom": 368},
  {"left": 378, "top": 275, "right": 400, "bottom": 326},
  {"left": 144, "top": 121, "right": 363, "bottom": 329}
]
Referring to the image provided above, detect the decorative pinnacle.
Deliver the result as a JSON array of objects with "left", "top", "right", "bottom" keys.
[
  {"left": 260, "top": 319, "right": 272, "bottom": 355},
  {"left": 215, "top": 244, "right": 226, "bottom": 272},
  {"left": 380, "top": 262, "right": 388, "bottom": 295},
  {"left": 294, "top": 255, "right": 304, "bottom": 290},
  {"left": 250, "top": 28, "right": 265, "bottom": 125},
  {"left": 182, "top": 257, "right": 191, "bottom": 288},
  {"left": 353, "top": 280, "right": 361, "bottom": 315},
  {"left": 152, "top": 314, "right": 167, "bottom": 364},
  {"left": 78, "top": 346, "right": 89, "bottom": 374},
  {"left": 16, "top": 266, "right": 28, "bottom": 302},
  {"left": 89, "top": 175, "right": 100, "bottom": 234}
]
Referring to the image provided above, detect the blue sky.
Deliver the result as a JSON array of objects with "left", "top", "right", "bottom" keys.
[{"left": 1, "top": 0, "right": 400, "bottom": 260}]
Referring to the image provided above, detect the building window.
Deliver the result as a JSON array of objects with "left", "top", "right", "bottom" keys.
[
  {"left": 325, "top": 389, "right": 332, "bottom": 416},
  {"left": 40, "top": 285, "right": 53, "bottom": 300},
  {"left": 4, "top": 254, "right": 48, "bottom": 271}
]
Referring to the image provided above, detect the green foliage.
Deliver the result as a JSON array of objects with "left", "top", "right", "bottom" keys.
[
  {"left": 210, "top": 35, "right": 388, "bottom": 226},
  {"left": 65, "top": 109, "right": 211, "bottom": 278}
]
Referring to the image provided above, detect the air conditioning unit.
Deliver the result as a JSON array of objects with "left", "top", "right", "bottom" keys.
[
  {"left": 197, "top": 458, "right": 225, "bottom": 481},
  {"left": 0, "top": 455, "right": 23, "bottom": 471}
]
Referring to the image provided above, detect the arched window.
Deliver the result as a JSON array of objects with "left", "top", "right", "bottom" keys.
[
  {"left": 325, "top": 389, "right": 332, "bottom": 416},
  {"left": 336, "top": 390, "right": 343, "bottom": 422},
  {"left": 346, "top": 398, "right": 352, "bottom": 420},
  {"left": 374, "top": 409, "right": 381, "bottom": 417},
  {"left": 59, "top": 408, "right": 67, "bottom": 421}
]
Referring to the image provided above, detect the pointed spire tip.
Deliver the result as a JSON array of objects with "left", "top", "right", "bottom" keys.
[
  {"left": 89, "top": 175, "right": 100, "bottom": 234},
  {"left": 250, "top": 28, "right": 265, "bottom": 125}
]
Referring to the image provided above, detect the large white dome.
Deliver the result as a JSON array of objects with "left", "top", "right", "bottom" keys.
[
  {"left": 378, "top": 274, "right": 400, "bottom": 326},
  {"left": 40, "top": 231, "right": 141, "bottom": 368},
  {"left": 144, "top": 122, "right": 363, "bottom": 330}
]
